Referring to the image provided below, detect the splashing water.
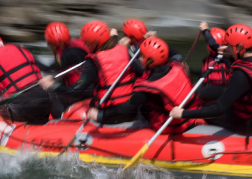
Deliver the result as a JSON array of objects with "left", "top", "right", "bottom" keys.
[{"left": 0, "top": 152, "right": 177, "bottom": 179}]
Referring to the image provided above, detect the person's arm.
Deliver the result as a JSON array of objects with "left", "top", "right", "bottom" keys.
[
  {"left": 96, "top": 102, "right": 137, "bottom": 123},
  {"left": 202, "top": 29, "right": 219, "bottom": 53},
  {"left": 199, "top": 21, "right": 219, "bottom": 53},
  {"left": 48, "top": 58, "right": 98, "bottom": 97},
  {"left": 96, "top": 92, "right": 150, "bottom": 122},
  {"left": 182, "top": 69, "right": 251, "bottom": 118}
]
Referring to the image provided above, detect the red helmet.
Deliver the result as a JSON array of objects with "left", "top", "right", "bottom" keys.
[
  {"left": 44, "top": 22, "right": 70, "bottom": 47},
  {"left": 80, "top": 20, "right": 110, "bottom": 51},
  {"left": 211, "top": 27, "right": 226, "bottom": 45},
  {"left": 140, "top": 37, "right": 169, "bottom": 68},
  {"left": 207, "top": 27, "right": 226, "bottom": 52},
  {"left": 0, "top": 38, "right": 4, "bottom": 47},
  {"left": 225, "top": 24, "right": 252, "bottom": 55},
  {"left": 122, "top": 19, "right": 147, "bottom": 44}
]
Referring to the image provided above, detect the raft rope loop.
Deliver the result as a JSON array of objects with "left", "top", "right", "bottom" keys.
[
  {"left": 0, "top": 127, "right": 131, "bottom": 157},
  {"left": 2, "top": 128, "right": 252, "bottom": 162}
]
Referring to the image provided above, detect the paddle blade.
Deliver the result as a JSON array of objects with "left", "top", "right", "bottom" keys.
[{"left": 123, "top": 143, "right": 149, "bottom": 171}]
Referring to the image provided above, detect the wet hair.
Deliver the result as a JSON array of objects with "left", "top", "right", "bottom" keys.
[
  {"left": 97, "top": 36, "right": 117, "bottom": 52},
  {"left": 145, "top": 58, "right": 154, "bottom": 70}
]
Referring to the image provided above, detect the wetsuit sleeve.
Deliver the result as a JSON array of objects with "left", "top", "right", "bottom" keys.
[
  {"left": 202, "top": 29, "right": 219, "bottom": 53},
  {"left": 97, "top": 92, "right": 150, "bottom": 122},
  {"left": 49, "top": 58, "right": 98, "bottom": 97},
  {"left": 182, "top": 69, "right": 252, "bottom": 118}
]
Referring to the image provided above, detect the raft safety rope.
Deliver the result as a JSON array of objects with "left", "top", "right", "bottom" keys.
[{"left": 1, "top": 127, "right": 252, "bottom": 162}]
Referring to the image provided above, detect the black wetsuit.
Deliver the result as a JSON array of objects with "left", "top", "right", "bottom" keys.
[
  {"left": 46, "top": 38, "right": 182, "bottom": 121},
  {"left": 97, "top": 64, "right": 176, "bottom": 123},
  {"left": 183, "top": 57, "right": 252, "bottom": 131},
  {"left": 35, "top": 46, "right": 93, "bottom": 118},
  {"left": 196, "top": 29, "right": 234, "bottom": 101}
]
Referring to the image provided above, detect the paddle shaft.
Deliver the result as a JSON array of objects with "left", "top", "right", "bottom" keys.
[
  {"left": 96, "top": 48, "right": 140, "bottom": 108},
  {"left": 29, "top": 61, "right": 86, "bottom": 92},
  {"left": 183, "top": 31, "right": 202, "bottom": 64},
  {"left": 148, "top": 54, "right": 221, "bottom": 146},
  {"left": 128, "top": 49, "right": 135, "bottom": 58},
  {"left": 0, "top": 61, "right": 86, "bottom": 106}
]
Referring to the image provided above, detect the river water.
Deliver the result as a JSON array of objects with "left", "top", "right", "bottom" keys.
[
  {"left": 0, "top": 40, "right": 245, "bottom": 179},
  {"left": 0, "top": 151, "right": 245, "bottom": 179}
]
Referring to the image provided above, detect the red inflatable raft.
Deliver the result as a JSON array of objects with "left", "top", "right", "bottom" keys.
[{"left": 1, "top": 99, "right": 252, "bottom": 177}]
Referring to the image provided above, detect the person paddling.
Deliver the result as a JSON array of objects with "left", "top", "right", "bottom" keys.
[
  {"left": 0, "top": 38, "right": 52, "bottom": 124},
  {"left": 43, "top": 22, "right": 90, "bottom": 86},
  {"left": 170, "top": 24, "right": 252, "bottom": 132},
  {"left": 196, "top": 21, "right": 233, "bottom": 103},
  {"left": 87, "top": 37, "right": 199, "bottom": 133},
  {"left": 36, "top": 22, "right": 94, "bottom": 117},
  {"left": 39, "top": 20, "right": 138, "bottom": 123}
]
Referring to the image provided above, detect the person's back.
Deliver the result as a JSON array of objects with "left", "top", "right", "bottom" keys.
[
  {"left": 80, "top": 20, "right": 135, "bottom": 109},
  {"left": 133, "top": 37, "right": 198, "bottom": 134},
  {"left": 170, "top": 24, "right": 252, "bottom": 133},
  {"left": 39, "top": 22, "right": 93, "bottom": 117},
  {"left": 92, "top": 44, "right": 134, "bottom": 108},
  {"left": 0, "top": 42, "right": 51, "bottom": 124},
  {"left": 200, "top": 23, "right": 232, "bottom": 86},
  {"left": 197, "top": 22, "right": 233, "bottom": 103},
  {"left": 0, "top": 44, "right": 41, "bottom": 97}
]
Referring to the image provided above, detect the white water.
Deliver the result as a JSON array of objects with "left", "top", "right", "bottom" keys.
[{"left": 0, "top": 152, "right": 176, "bottom": 179}]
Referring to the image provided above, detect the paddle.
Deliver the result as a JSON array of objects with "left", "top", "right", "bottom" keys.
[
  {"left": 183, "top": 31, "right": 202, "bottom": 63},
  {"left": 123, "top": 54, "right": 223, "bottom": 170},
  {"left": 96, "top": 48, "right": 140, "bottom": 108},
  {"left": 0, "top": 61, "right": 86, "bottom": 106},
  {"left": 58, "top": 48, "right": 141, "bottom": 155},
  {"left": 83, "top": 48, "right": 140, "bottom": 124}
]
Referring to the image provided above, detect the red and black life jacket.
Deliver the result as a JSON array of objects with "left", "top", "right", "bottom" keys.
[
  {"left": 231, "top": 60, "right": 252, "bottom": 120},
  {"left": 0, "top": 44, "right": 41, "bottom": 97},
  {"left": 133, "top": 61, "right": 199, "bottom": 134},
  {"left": 92, "top": 44, "right": 135, "bottom": 108},
  {"left": 202, "top": 52, "right": 231, "bottom": 86},
  {"left": 57, "top": 38, "right": 89, "bottom": 86}
]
